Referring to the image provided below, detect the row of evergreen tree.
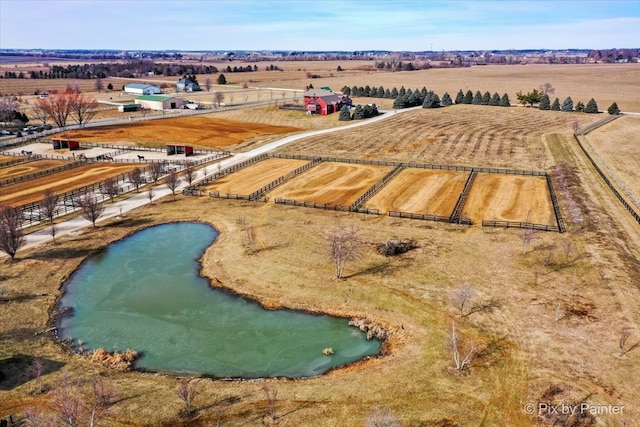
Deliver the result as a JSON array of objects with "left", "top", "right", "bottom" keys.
[
  {"left": 338, "top": 104, "right": 379, "bottom": 121},
  {"left": 538, "top": 95, "right": 598, "bottom": 113}
]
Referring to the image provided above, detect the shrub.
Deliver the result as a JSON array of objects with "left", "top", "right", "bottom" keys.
[{"left": 377, "top": 239, "right": 418, "bottom": 256}]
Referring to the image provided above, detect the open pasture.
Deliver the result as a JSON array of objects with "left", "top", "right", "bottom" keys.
[
  {"left": 268, "top": 162, "right": 393, "bottom": 206},
  {"left": 56, "top": 116, "right": 303, "bottom": 150},
  {"left": 276, "top": 106, "right": 601, "bottom": 170},
  {"left": 0, "top": 162, "right": 143, "bottom": 207},
  {"left": 366, "top": 168, "right": 468, "bottom": 216},
  {"left": 0, "top": 159, "right": 70, "bottom": 181},
  {"left": 204, "top": 157, "right": 309, "bottom": 195},
  {"left": 462, "top": 174, "right": 555, "bottom": 225}
]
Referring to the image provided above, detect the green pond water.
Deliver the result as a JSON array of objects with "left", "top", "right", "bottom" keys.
[{"left": 57, "top": 222, "right": 380, "bottom": 378}]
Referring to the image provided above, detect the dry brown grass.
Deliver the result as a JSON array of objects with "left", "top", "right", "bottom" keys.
[
  {"left": 586, "top": 115, "right": 640, "bottom": 209},
  {"left": 1, "top": 75, "right": 639, "bottom": 426}
]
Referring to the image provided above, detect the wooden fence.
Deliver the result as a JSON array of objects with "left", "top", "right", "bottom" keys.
[
  {"left": 247, "top": 158, "right": 322, "bottom": 200},
  {"left": 350, "top": 164, "right": 404, "bottom": 211},
  {"left": 450, "top": 171, "right": 477, "bottom": 224},
  {"left": 209, "top": 191, "right": 266, "bottom": 202},
  {"left": 389, "top": 211, "right": 452, "bottom": 223},
  {"left": 545, "top": 173, "right": 566, "bottom": 233},
  {"left": 274, "top": 197, "right": 380, "bottom": 215},
  {"left": 0, "top": 160, "right": 86, "bottom": 186},
  {"left": 482, "top": 220, "right": 560, "bottom": 232}
]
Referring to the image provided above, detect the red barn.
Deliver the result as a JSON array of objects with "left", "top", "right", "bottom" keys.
[{"left": 303, "top": 89, "right": 351, "bottom": 115}]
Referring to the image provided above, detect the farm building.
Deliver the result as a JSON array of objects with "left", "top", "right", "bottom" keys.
[
  {"left": 176, "top": 78, "right": 201, "bottom": 92},
  {"left": 135, "top": 95, "right": 185, "bottom": 111},
  {"left": 118, "top": 104, "right": 139, "bottom": 113},
  {"left": 124, "top": 83, "right": 162, "bottom": 95},
  {"left": 52, "top": 137, "right": 80, "bottom": 150},
  {"left": 166, "top": 144, "right": 194, "bottom": 156},
  {"left": 303, "top": 89, "right": 351, "bottom": 115}
]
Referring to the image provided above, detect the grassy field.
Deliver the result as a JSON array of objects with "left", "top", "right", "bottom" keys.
[{"left": 1, "top": 62, "right": 639, "bottom": 426}]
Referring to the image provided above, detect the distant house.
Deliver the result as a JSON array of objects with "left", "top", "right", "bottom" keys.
[
  {"left": 303, "top": 89, "right": 351, "bottom": 115},
  {"left": 135, "top": 95, "right": 185, "bottom": 111},
  {"left": 176, "top": 78, "right": 201, "bottom": 92},
  {"left": 124, "top": 83, "right": 162, "bottom": 95}
]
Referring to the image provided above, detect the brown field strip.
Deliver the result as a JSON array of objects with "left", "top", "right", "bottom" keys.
[
  {"left": 366, "top": 169, "right": 468, "bottom": 215},
  {"left": 462, "top": 174, "right": 555, "bottom": 225},
  {"left": 56, "top": 116, "right": 303, "bottom": 150},
  {"left": 0, "top": 159, "right": 70, "bottom": 181},
  {"left": 0, "top": 163, "right": 143, "bottom": 207},
  {"left": 268, "top": 162, "right": 393, "bottom": 206},
  {"left": 0, "top": 154, "right": 17, "bottom": 164},
  {"left": 204, "top": 158, "right": 309, "bottom": 195}
]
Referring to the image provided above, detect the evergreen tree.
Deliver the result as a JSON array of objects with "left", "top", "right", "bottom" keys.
[
  {"left": 561, "top": 96, "right": 574, "bottom": 112},
  {"left": 390, "top": 87, "right": 399, "bottom": 98},
  {"left": 351, "top": 85, "right": 358, "bottom": 97},
  {"left": 422, "top": 92, "right": 441, "bottom": 109},
  {"left": 341, "top": 86, "right": 351, "bottom": 96},
  {"left": 442, "top": 92, "right": 453, "bottom": 106},
  {"left": 585, "top": 98, "right": 599, "bottom": 113},
  {"left": 420, "top": 87, "right": 428, "bottom": 96},
  {"left": 455, "top": 89, "right": 465, "bottom": 104},
  {"left": 481, "top": 91, "right": 491, "bottom": 105},
  {"left": 353, "top": 105, "right": 365, "bottom": 119},
  {"left": 398, "top": 86, "right": 406, "bottom": 97},
  {"left": 500, "top": 93, "right": 511, "bottom": 107},
  {"left": 393, "top": 95, "right": 408, "bottom": 109},
  {"left": 539, "top": 94, "right": 551, "bottom": 110},
  {"left": 369, "top": 87, "right": 378, "bottom": 98},
  {"left": 364, "top": 85, "right": 371, "bottom": 97},
  {"left": 490, "top": 92, "right": 501, "bottom": 106},
  {"left": 338, "top": 105, "right": 352, "bottom": 121},
  {"left": 383, "top": 88, "right": 391, "bottom": 98},
  {"left": 472, "top": 90, "right": 483, "bottom": 105},
  {"left": 378, "top": 86, "right": 384, "bottom": 98},
  {"left": 407, "top": 92, "right": 418, "bottom": 106},
  {"left": 357, "top": 86, "right": 365, "bottom": 96},
  {"left": 107, "top": 83, "right": 113, "bottom": 90},
  {"left": 607, "top": 102, "right": 620, "bottom": 115},
  {"left": 217, "top": 73, "right": 227, "bottom": 85},
  {"left": 575, "top": 101, "right": 585, "bottom": 112},
  {"left": 551, "top": 98, "right": 561, "bottom": 111},
  {"left": 463, "top": 90, "right": 473, "bottom": 104}
]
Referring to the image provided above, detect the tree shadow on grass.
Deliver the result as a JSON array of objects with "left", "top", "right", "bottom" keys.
[
  {"left": 104, "top": 217, "right": 155, "bottom": 228},
  {"left": 345, "top": 261, "right": 398, "bottom": 279},
  {"left": 0, "top": 354, "right": 65, "bottom": 391},
  {"left": 27, "top": 247, "right": 97, "bottom": 260}
]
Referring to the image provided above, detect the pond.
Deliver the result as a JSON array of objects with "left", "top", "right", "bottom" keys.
[{"left": 57, "top": 222, "right": 380, "bottom": 378}]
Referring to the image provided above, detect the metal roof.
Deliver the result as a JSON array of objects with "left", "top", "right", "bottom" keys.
[
  {"left": 136, "top": 95, "right": 176, "bottom": 102},
  {"left": 125, "top": 83, "right": 159, "bottom": 90}
]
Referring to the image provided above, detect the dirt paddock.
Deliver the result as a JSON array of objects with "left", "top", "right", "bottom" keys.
[
  {"left": 462, "top": 174, "right": 555, "bottom": 225},
  {"left": 0, "top": 163, "right": 144, "bottom": 207},
  {"left": 267, "top": 162, "right": 394, "bottom": 206},
  {"left": 0, "top": 159, "right": 70, "bottom": 181},
  {"left": 366, "top": 168, "right": 468, "bottom": 215},
  {"left": 204, "top": 157, "right": 309, "bottom": 195}
]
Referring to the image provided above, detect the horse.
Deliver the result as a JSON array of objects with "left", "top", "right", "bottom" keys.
[
  {"left": 21, "top": 150, "right": 33, "bottom": 156},
  {"left": 137, "top": 154, "right": 145, "bottom": 160}
]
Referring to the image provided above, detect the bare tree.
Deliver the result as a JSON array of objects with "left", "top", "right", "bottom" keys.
[
  {"left": 128, "top": 167, "right": 143, "bottom": 192},
  {"left": 450, "top": 320, "right": 476, "bottom": 371},
  {"left": 0, "top": 95, "right": 18, "bottom": 124},
  {"left": 30, "top": 358, "right": 46, "bottom": 394},
  {"left": 326, "top": 223, "right": 361, "bottom": 279},
  {"left": 30, "top": 99, "right": 50, "bottom": 125},
  {"left": 176, "top": 378, "right": 198, "bottom": 418},
  {"left": 0, "top": 204, "right": 25, "bottom": 260},
  {"left": 91, "top": 376, "right": 117, "bottom": 408},
  {"left": 147, "top": 187, "right": 155, "bottom": 205},
  {"left": 539, "top": 82, "right": 555, "bottom": 96},
  {"left": 76, "top": 193, "right": 105, "bottom": 228},
  {"left": 148, "top": 161, "right": 164, "bottom": 183},
  {"left": 40, "top": 190, "right": 60, "bottom": 224},
  {"left": 183, "top": 161, "right": 196, "bottom": 186},
  {"left": 103, "top": 177, "right": 119, "bottom": 203},
  {"left": 518, "top": 226, "right": 537, "bottom": 254},
  {"left": 246, "top": 226, "right": 257, "bottom": 253},
  {"left": 365, "top": 407, "right": 404, "bottom": 427},
  {"left": 69, "top": 92, "right": 99, "bottom": 127},
  {"left": 450, "top": 284, "right": 476, "bottom": 317},
  {"left": 213, "top": 91, "right": 225, "bottom": 107},
  {"left": 165, "top": 170, "right": 180, "bottom": 200},
  {"left": 35, "top": 92, "right": 72, "bottom": 128},
  {"left": 204, "top": 76, "right": 212, "bottom": 92},
  {"left": 51, "top": 374, "right": 82, "bottom": 427},
  {"left": 262, "top": 385, "right": 278, "bottom": 422},
  {"left": 94, "top": 77, "right": 104, "bottom": 93}
]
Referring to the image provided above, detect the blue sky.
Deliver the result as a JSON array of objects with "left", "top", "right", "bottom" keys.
[{"left": 1, "top": 0, "right": 638, "bottom": 51}]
